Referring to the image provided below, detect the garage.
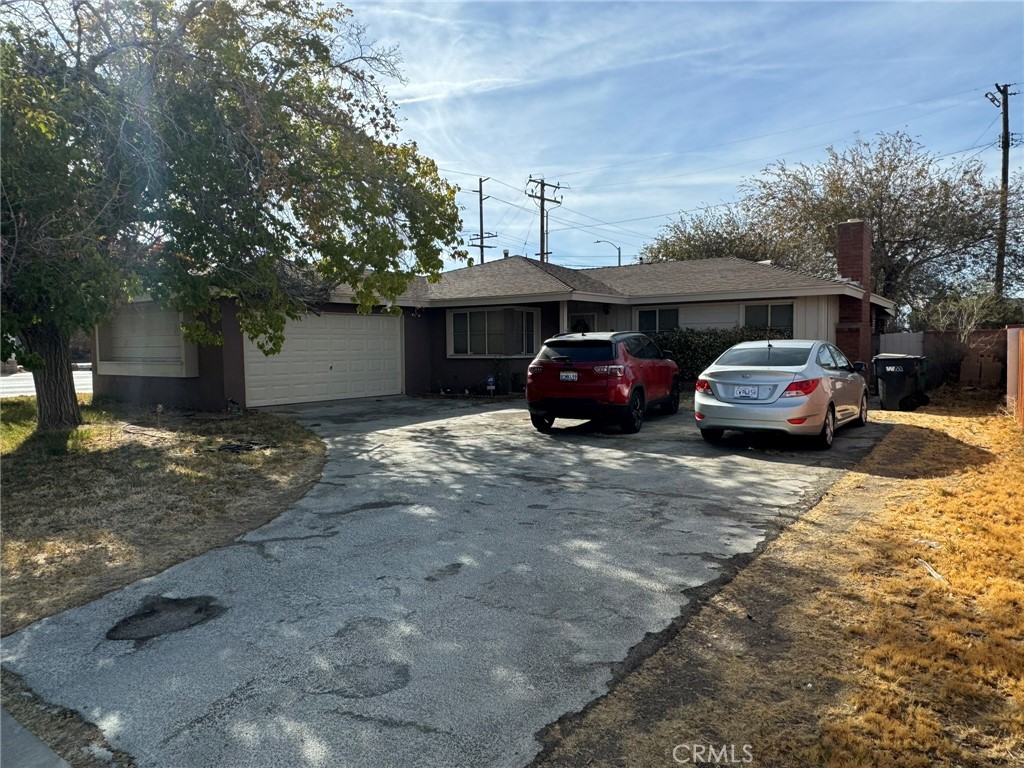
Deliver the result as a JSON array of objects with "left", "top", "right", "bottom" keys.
[{"left": 243, "top": 312, "right": 402, "bottom": 407}]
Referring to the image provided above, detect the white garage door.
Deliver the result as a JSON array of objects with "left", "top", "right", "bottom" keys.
[{"left": 244, "top": 313, "right": 402, "bottom": 407}]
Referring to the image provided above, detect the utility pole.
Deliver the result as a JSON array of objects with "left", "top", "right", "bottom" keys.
[
  {"left": 527, "top": 177, "right": 565, "bottom": 262},
  {"left": 987, "top": 83, "right": 1018, "bottom": 297},
  {"left": 468, "top": 177, "right": 496, "bottom": 264}
]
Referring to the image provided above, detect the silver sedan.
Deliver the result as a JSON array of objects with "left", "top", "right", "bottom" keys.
[{"left": 693, "top": 339, "right": 869, "bottom": 449}]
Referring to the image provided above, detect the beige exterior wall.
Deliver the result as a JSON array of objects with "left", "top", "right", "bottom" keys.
[
  {"left": 792, "top": 295, "right": 839, "bottom": 341},
  {"left": 95, "top": 302, "right": 198, "bottom": 377}
]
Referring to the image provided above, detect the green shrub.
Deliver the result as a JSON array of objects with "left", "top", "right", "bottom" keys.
[{"left": 652, "top": 326, "right": 792, "bottom": 380}]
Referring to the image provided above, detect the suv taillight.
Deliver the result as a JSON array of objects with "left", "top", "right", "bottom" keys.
[
  {"left": 528, "top": 364, "right": 543, "bottom": 375},
  {"left": 781, "top": 378, "right": 820, "bottom": 397},
  {"left": 695, "top": 379, "right": 712, "bottom": 394},
  {"left": 593, "top": 365, "right": 624, "bottom": 377}
]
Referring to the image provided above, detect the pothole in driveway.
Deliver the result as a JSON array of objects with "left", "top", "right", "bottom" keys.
[
  {"left": 106, "top": 595, "right": 227, "bottom": 646},
  {"left": 304, "top": 661, "right": 411, "bottom": 698}
]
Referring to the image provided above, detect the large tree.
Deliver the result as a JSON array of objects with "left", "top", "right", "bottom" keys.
[
  {"left": 2, "top": 0, "right": 464, "bottom": 430},
  {"left": 642, "top": 132, "right": 1020, "bottom": 311}
]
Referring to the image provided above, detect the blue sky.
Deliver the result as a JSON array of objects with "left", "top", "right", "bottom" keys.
[{"left": 348, "top": 1, "right": 1024, "bottom": 270}]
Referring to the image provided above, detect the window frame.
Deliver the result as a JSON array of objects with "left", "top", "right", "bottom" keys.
[
  {"left": 636, "top": 306, "right": 680, "bottom": 333},
  {"left": 446, "top": 307, "right": 541, "bottom": 358},
  {"left": 742, "top": 302, "right": 794, "bottom": 332},
  {"left": 816, "top": 345, "right": 838, "bottom": 370}
]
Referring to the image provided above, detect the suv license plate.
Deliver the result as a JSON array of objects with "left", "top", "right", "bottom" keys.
[
  {"left": 559, "top": 371, "right": 579, "bottom": 382},
  {"left": 734, "top": 385, "right": 758, "bottom": 398}
]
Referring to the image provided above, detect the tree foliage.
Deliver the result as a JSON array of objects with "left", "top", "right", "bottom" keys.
[
  {"left": 909, "top": 284, "right": 1024, "bottom": 342},
  {"left": 642, "top": 132, "right": 1020, "bottom": 311},
  {"left": 2, "top": 0, "right": 465, "bottom": 429}
]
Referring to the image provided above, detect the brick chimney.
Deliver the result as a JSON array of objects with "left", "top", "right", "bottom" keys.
[{"left": 834, "top": 219, "right": 872, "bottom": 364}]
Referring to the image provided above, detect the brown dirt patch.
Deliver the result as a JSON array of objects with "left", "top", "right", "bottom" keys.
[
  {"left": 1, "top": 396, "right": 325, "bottom": 767},
  {"left": 533, "top": 388, "right": 1023, "bottom": 767},
  {"left": 2, "top": 399, "right": 325, "bottom": 634}
]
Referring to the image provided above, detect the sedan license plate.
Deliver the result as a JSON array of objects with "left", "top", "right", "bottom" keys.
[
  {"left": 559, "top": 370, "right": 579, "bottom": 382},
  {"left": 734, "top": 385, "right": 758, "bottom": 399}
]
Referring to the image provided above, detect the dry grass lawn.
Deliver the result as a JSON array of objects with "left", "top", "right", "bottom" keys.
[
  {"left": 1, "top": 394, "right": 325, "bottom": 767},
  {"left": 534, "top": 388, "right": 1023, "bottom": 768},
  {"left": 1, "top": 396, "right": 326, "bottom": 635}
]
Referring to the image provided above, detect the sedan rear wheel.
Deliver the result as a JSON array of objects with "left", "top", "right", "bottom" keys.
[
  {"left": 621, "top": 390, "right": 645, "bottom": 434},
  {"left": 815, "top": 406, "right": 835, "bottom": 450},
  {"left": 853, "top": 393, "right": 868, "bottom": 427},
  {"left": 700, "top": 428, "right": 724, "bottom": 444}
]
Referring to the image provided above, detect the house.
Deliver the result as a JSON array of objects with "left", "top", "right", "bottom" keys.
[{"left": 93, "top": 220, "right": 895, "bottom": 409}]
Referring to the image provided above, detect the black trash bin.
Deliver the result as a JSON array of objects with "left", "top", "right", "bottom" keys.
[{"left": 873, "top": 354, "right": 929, "bottom": 411}]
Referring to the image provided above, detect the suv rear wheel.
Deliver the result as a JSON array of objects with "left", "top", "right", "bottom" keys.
[
  {"left": 531, "top": 414, "right": 555, "bottom": 433},
  {"left": 620, "top": 390, "right": 645, "bottom": 434},
  {"left": 664, "top": 379, "right": 681, "bottom": 414}
]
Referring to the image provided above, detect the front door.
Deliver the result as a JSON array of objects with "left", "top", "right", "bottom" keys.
[{"left": 568, "top": 313, "right": 598, "bottom": 333}]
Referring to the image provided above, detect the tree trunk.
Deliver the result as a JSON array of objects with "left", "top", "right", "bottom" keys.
[{"left": 20, "top": 323, "right": 83, "bottom": 431}]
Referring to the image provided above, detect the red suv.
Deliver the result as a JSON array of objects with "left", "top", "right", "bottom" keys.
[{"left": 526, "top": 332, "right": 680, "bottom": 433}]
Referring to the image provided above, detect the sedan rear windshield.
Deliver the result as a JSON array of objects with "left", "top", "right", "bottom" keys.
[
  {"left": 537, "top": 340, "right": 616, "bottom": 362},
  {"left": 716, "top": 346, "right": 812, "bottom": 367}
]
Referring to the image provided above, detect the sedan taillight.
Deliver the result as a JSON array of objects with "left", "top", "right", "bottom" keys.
[
  {"left": 695, "top": 379, "right": 713, "bottom": 394},
  {"left": 528, "top": 364, "right": 543, "bottom": 375},
  {"left": 781, "top": 378, "right": 820, "bottom": 397},
  {"left": 593, "top": 365, "right": 625, "bottom": 377}
]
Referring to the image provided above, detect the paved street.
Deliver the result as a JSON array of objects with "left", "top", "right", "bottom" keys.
[
  {"left": 1, "top": 397, "right": 884, "bottom": 767},
  {"left": 0, "top": 370, "right": 93, "bottom": 398}
]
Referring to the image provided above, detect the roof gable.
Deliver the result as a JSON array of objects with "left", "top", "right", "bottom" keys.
[{"left": 421, "top": 256, "right": 621, "bottom": 301}]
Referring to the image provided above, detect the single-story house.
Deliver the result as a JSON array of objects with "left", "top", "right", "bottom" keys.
[{"left": 94, "top": 219, "right": 895, "bottom": 409}]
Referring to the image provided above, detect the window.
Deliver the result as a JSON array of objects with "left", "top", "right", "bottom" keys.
[
  {"left": 513, "top": 309, "right": 536, "bottom": 355},
  {"left": 829, "top": 345, "right": 852, "bottom": 369},
  {"left": 538, "top": 340, "right": 615, "bottom": 362},
  {"left": 716, "top": 345, "right": 813, "bottom": 367},
  {"left": 744, "top": 303, "right": 793, "bottom": 332},
  {"left": 816, "top": 345, "right": 837, "bottom": 369},
  {"left": 638, "top": 307, "right": 679, "bottom": 332},
  {"left": 449, "top": 308, "right": 539, "bottom": 356}
]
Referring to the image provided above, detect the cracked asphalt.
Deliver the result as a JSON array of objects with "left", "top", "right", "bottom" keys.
[{"left": 1, "top": 397, "right": 885, "bottom": 767}]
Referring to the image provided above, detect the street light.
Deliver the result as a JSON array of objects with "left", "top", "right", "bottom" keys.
[{"left": 594, "top": 239, "right": 622, "bottom": 267}]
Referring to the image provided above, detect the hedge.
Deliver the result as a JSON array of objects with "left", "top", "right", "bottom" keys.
[{"left": 652, "top": 326, "right": 792, "bottom": 380}]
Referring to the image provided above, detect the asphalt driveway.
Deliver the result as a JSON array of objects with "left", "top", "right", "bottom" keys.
[{"left": 2, "top": 397, "right": 885, "bottom": 767}]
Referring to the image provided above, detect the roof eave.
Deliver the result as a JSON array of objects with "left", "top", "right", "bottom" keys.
[
  {"left": 423, "top": 291, "right": 574, "bottom": 307},
  {"left": 624, "top": 285, "right": 863, "bottom": 303}
]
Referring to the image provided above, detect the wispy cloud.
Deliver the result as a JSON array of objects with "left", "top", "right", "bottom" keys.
[{"left": 350, "top": 1, "right": 1023, "bottom": 267}]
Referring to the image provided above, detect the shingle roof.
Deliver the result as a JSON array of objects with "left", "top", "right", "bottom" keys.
[
  {"left": 585, "top": 258, "right": 850, "bottom": 297},
  {"left": 423, "top": 256, "right": 605, "bottom": 300},
  {"left": 348, "top": 255, "right": 876, "bottom": 306},
  {"left": 528, "top": 259, "right": 624, "bottom": 296}
]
